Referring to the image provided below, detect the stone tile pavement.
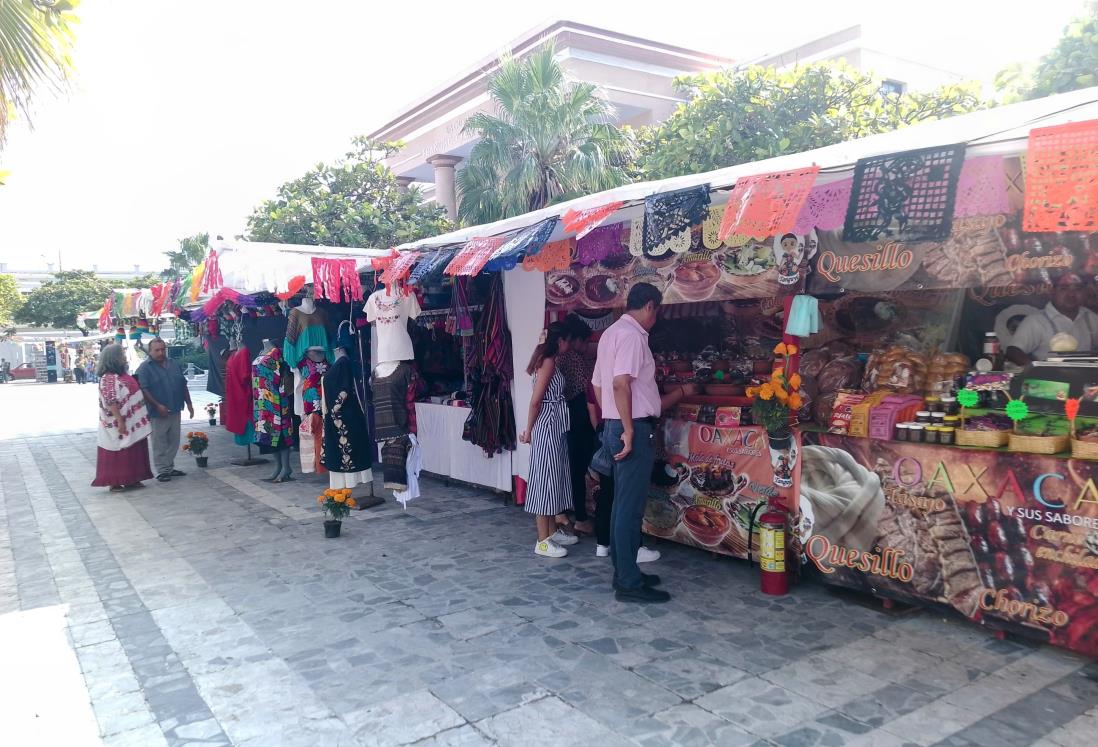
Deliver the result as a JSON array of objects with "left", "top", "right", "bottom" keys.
[{"left": 1, "top": 421, "right": 1096, "bottom": 746}]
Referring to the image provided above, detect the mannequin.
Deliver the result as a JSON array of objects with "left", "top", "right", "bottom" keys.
[
  {"left": 322, "top": 336, "right": 373, "bottom": 489},
  {"left": 252, "top": 342, "right": 295, "bottom": 482},
  {"left": 284, "top": 298, "right": 332, "bottom": 366},
  {"left": 364, "top": 284, "right": 420, "bottom": 365},
  {"left": 297, "top": 347, "right": 329, "bottom": 474}
]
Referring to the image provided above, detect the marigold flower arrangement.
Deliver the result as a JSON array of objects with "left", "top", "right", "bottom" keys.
[
  {"left": 205, "top": 402, "right": 218, "bottom": 418},
  {"left": 746, "top": 343, "right": 803, "bottom": 434},
  {"left": 318, "top": 488, "right": 357, "bottom": 520},
  {"left": 181, "top": 431, "right": 209, "bottom": 456}
]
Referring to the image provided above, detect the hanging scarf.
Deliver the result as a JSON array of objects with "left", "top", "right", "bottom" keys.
[
  {"left": 642, "top": 185, "right": 710, "bottom": 252},
  {"left": 484, "top": 217, "right": 558, "bottom": 273},
  {"left": 462, "top": 274, "right": 515, "bottom": 455},
  {"left": 576, "top": 222, "right": 625, "bottom": 266},
  {"left": 311, "top": 257, "right": 363, "bottom": 302},
  {"left": 201, "top": 250, "right": 223, "bottom": 294}
]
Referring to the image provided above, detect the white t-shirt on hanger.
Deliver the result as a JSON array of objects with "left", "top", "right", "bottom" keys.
[{"left": 364, "top": 288, "right": 421, "bottom": 364}]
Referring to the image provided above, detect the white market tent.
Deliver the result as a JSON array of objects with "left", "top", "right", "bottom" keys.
[
  {"left": 391, "top": 86, "right": 1098, "bottom": 253},
  {"left": 210, "top": 239, "right": 392, "bottom": 298}
]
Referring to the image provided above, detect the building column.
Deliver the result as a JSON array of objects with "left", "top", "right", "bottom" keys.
[
  {"left": 395, "top": 176, "right": 415, "bottom": 193},
  {"left": 426, "top": 154, "right": 463, "bottom": 219}
]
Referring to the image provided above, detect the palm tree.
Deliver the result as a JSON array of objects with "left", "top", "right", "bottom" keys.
[
  {"left": 0, "top": 0, "right": 78, "bottom": 145},
  {"left": 456, "top": 44, "right": 635, "bottom": 225}
]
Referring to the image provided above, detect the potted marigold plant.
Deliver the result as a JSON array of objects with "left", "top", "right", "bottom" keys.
[
  {"left": 317, "top": 488, "right": 357, "bottom": 538},
  {"left": 746, "top": 343, "right": 803, "bottom": 487},
  {"left": 205, "top": 402, "right": 218, "bottom": 426},
  {"left": 182, "top": 431, "right": 210, "bottom": 468}
]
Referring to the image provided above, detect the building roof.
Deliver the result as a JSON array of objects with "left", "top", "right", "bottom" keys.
[
  {"left": 366, "top": 20, "right": 733, "bottom": 144},
  {"left": 391, "top": 86, "right": 1098, "bottom": 252}
]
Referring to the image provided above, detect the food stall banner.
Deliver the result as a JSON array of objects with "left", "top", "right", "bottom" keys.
[
  {"left": 800, "top": 431, "right": 1098, "bottom": 657},
  {"left": 645, "top": 422, "right": 800, "bottom": 559},
  {"left": 379, "top": 251, "right": 421, "bottom": 286},
  {"left": 522, "top": 237, "right": 574, "bottom": 273},
  {"left": 643, "top": 185, "right": 711, "bottom": 252},
  {"left": 843, "top": 144, "right": 966, "bottom": 244},
  {"left": 445, "top": 236, "right": 506, "bottom": 277},
  {"left": 562, "top": 201, "right": 624, "bottom": 239},
  {"left": 793, "top": 177, "right": 853, "bottom": 235},
  {"left": 718, "top": 166, "right": 820, "bottom": 243},
  {"left": 484, "top": 217, "right": 558, "bottom": 273},
  {"left": 311, "top": 257, "right": 362, "bottom": 302},
  {"left": 954, "top": 156, "right": 1011, "bottom": 218},
  {"left": 1022, "top": 119, "right": 1098, "bottom": 232}
]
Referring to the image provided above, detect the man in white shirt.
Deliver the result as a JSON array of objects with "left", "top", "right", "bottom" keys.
[{"left": 1006, "top": 274, "right": 1098, "bottom": 366}]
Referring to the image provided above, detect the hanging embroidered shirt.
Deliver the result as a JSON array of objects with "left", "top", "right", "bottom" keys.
[
  {"left": 364, "top": 288, "right": 421, "bottom": 364},
  {"left": 252, "top": 347, "right": 294, "bottom": 450},
  {"left": 283, "top": 307, "right": 332, "bottom": 368}
]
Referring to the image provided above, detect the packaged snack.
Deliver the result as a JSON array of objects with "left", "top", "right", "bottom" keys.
[{"left": 829, "top": 390, "right": 867, "bottom": 434}]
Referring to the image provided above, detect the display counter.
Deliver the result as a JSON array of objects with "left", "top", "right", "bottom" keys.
[
  {"left": 799, "top": 429, "right": 1098, "bottom": 657},
  {"left": 414, "top": 402, "right": 513, "bottom": 492},
  {"left": 642, "top": 419, "right": 800, "bottom": 560}
]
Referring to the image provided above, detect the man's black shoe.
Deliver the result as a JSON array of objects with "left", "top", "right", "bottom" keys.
[
  {"left": 615, "top": 586, "right": 671, "bottom": 604},
  {"left": 612, "top": 573, "right": 661, "bottom": 591},
  {"left": 157, "top": 474, "right": 171, "bottom": 482},
  {"left": 169, "top": 469, "right": 186, "bottom": 477}
]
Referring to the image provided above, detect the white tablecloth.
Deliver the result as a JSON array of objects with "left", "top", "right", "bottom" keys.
[{"left": 413, "top": 403, "right": 513, "bottom": 492}]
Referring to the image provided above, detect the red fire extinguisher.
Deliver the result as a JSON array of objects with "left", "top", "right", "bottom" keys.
[{"left": 758, "top": 508, "right": 789, "bottom": 596}]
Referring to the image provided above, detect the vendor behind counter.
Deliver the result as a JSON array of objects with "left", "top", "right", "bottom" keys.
[{"left": 1005, "top": 273, "right": 1098, "bottom": 366}]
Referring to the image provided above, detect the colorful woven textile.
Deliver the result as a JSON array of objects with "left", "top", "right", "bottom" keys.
[
  {"left": 642, "top": 185, "right": 710, "bottom": 252},
  {"left": 252, "top": 347, "right": 294, "bottom": 449},
  {"left": 562, "top": 201, "right": 624, "bottom": 239},
  {"left": 485, "top": 217, "right": 559, "bottom": 272},
  {"left": 1023, "top": 119, "right": 1098, "bottom": 232},
  {"left": 445, "top": 236, "right": 506, "bottom": 277},
  {"left": 462, "top": 275, "right": 516, "bottom": 455},
  {"left": 718, "top": 166, "right": 819, "bottom": 242},
  {"left": 200, "top": 250, "right": 223, "bottom": 294},
  {"left": 793, "top": 177, "right": 854, "bottom": 234},
  {"left": 379, "top": 251, "right": 421, "bottom": 286},
  {"left": 843, "top": 144, "right": 965, "bottom": 243},
  {"left": 576, "top": 222, "right": 626, "bottom": 266},
  {"left": 953, "top": 156, "right": 1010, "bottom": 218}
]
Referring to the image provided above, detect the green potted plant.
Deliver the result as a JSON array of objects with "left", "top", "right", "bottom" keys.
[
  {"left": 182, "top": 431, "right": 210, "bottom": 468},
  {"left": 317, "top": 489, "right": 356, "bottom": 537},
  {"left": 205, "top": 402, "right": 218, "bottom": 426}
]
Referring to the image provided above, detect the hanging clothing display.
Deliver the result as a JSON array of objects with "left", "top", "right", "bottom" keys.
[
  {"left": 311, "top": 257, "right": 363, "bottom": 303},
  {"left": 223, "top": 346, "right": 255, "bottom": 446},
  {"left": 462, "top": 275, "right": 517, "bottom": 454},
  {"left": 364, "top": 288, "right": 421, "bottom": 364},
  {"left": 293, "top": 356, "right": 328, "bottom": 416},
  {"left": 283, "top": 306, "right": 332, "bottom": 368},
  {"left": 252, "top": 347, "right": 295, "bottom": 453},
  {"left": 393, "top": 434, "right": 422, "bottom": 507},
  {"left": 321, "top": 355, "right": 373, "bottom": 475},
  {"left": 381, "top": 434, "right": 411, "bottom": 491},
  {"left": 372, "top": 362, "right": 413, "bottom": 441},
  {"left": 298, "top": 412, "right": 326, "bottom": 475}
]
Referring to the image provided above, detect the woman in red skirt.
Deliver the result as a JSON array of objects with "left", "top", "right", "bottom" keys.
[{"left": 91, "top": 344, "right": 153, "bottom": 492}]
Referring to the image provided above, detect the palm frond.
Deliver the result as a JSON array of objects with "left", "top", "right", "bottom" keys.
[{"left": 0, "top": 0, "right": 77, "bottom": 143}]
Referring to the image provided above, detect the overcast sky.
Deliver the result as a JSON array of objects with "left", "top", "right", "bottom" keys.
[{"left": 0, "top": 0, "right": 1087, "bottom": 273}]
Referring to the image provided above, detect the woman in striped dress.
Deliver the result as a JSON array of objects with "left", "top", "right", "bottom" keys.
[{"left": 519, "top": 323, "right": 579, "bottom": 558}]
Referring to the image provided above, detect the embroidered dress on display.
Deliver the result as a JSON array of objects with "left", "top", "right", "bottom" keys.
[
  {"left": 843, "top": 144, "right": 965, "bottom": 243},
  {"left": 642, "top": 185, "right": 710, "bottom": 252},
  {"left": 1023, "top": 119, "right": 1098, "bottom": 232},
  {"left": 718, "top": 166, "right": 819, "bottom": 242},
  {"left": 562, "top": 201, "right": 624, "bottom": 239},
  {"left": 793, "top": 177, "right": 854, "bottom": 234}
]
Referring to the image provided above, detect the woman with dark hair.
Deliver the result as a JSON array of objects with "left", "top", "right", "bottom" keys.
[
  {"left": 92, "top": 344, "right": 153, "bottom": 492},
  {"left": 557, "top": 314, "right": 596, "bottom": 535},
  {"left": 519, "top": 322, "right": 579, "bottom": 558}
]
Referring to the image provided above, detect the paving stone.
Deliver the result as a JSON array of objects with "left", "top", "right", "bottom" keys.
[
  {"left": 624, "top": 703, "right": 757, "bottom": 746},
  {"left": 344, "top": 689, "right": 465, "bottom": 746},
  {"left": 476, "top": 695, "right": 629, "bottom": 747},
  {"left": 695, "top": 677, "right": 829, "bottom": 738},
  {"left": 411, "top": 724, "right": 496, "bottom": 747}
]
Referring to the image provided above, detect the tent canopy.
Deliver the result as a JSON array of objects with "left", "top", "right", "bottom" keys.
[
  {"left": 211, "top": 239, "right": 390, "bottom": 297},
  {"left": 392, "top": 86, "right": 1098, "bottom": 253}
]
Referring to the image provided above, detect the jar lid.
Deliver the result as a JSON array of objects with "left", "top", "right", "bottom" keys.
[
  {"left": 940, "top": 426, "right": 956, "bottom": 433},
  {"left": 941, "top": 396, "right": 957, "bottom": 402},
  {"left": 916, "top": 410, "right": 931, "bottom": 416},
  {"left": 944, "top": 415, "right": 960, "bottom": 422},
  {"left": 896, "top": 423, "right": 910, "bottom": 429},
  {"left": 909, "top": 424, "right": 925, "bottom": 430},
  {"left": 932, "top": 411, "right": 946, "bottom": 416}
]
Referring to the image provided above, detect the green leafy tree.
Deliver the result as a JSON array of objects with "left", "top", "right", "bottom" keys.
[
  {"left": 125, "top": 272, "right": 163, "bottom": 288},
  {"left": 0, "top": 272, "right": 22, "bottom": 325},
  {"left": 635, "top": 63, "right": 984, "bottom": 180},
  {"left": 0, "top": 0, "right": 79, "bottom": 145},
  {"left": 456, "top": 44, "right": 636, "bottom": 224},
  {"left": 996, "top": 1, "right": 1098, "bottom": 101},
  {"left": 14, "top": 269, "right": 111, "bottom": 328},
  {"left": 246, "top": 137, "right": 451, "bottom": 248},
  {"left": 161, "top": 233, "right": 208, "bottom": 280}
]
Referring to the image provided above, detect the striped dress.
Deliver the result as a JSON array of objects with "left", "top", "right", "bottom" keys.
[{"left": 525, "top": 366, "right": 573, "bottom": 516}]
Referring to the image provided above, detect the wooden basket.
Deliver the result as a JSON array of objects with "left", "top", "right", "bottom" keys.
[
  {"left": 1008, "top": 433, "right": 1070, "bottom": 455},
  {"left": 956, "top": 429, "right": 1009, "bottom": 447},
  {"left": 1071, "top": 438, "right": 1098, "bottom": 460}
]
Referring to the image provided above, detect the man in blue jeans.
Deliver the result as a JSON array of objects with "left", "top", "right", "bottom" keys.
[{"left": 592, "top": 283, "right": 693, "bottom": 603}]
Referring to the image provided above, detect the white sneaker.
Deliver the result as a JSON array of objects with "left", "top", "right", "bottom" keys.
[
  {"left": 550, "top": 529, "right": 579, "bottom": 546},
  {"left": 596, "top": 544, "right": 610, "bottom": 557},
  {"left": 637, "top": 546, "right": 661, "bottom": 563},
  {"left": 535, "top": 539, "right": 568, "bottom": 558}
]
